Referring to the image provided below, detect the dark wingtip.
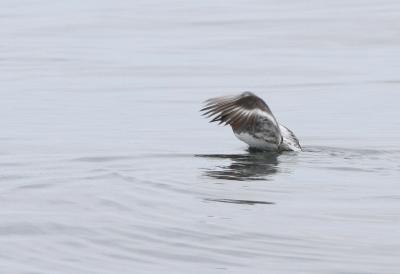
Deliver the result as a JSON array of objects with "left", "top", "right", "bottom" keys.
[{"left": 200, "top": 94, "right": 242, "bottom": 126}]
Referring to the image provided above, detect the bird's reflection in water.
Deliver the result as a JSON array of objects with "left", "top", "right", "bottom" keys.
[{"left": 196, "top": 149, "right": 280, "bottom": 181}]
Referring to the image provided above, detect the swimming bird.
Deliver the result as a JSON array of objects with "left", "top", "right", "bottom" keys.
[{"left": 200, "top": 91, "right": 301, "bottom": 152}]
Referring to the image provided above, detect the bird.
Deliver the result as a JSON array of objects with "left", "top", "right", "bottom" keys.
[{"left": 200, "top": 91, "right": 301, "bottom": 152}]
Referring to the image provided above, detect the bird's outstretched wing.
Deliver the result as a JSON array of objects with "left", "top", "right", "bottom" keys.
[{"left": 200, "top": 92, "right": 280, "bottom": 133}]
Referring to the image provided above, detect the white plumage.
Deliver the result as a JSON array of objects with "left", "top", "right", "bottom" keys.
[{"left": 201, "top": 92, "right": 301, "bottom": 152}]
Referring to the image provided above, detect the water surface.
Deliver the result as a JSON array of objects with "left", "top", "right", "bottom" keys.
[{"left": 1, "top": 0, "right": 400, "bottom": 273}]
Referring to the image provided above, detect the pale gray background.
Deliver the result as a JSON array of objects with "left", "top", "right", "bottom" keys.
[{"left": 1, "top": 0, "right": 399, "bottom": 273}]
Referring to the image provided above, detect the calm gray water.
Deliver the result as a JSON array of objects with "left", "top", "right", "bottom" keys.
[{"left": 1, "top": 0, "right": 400, "bottom": 273}]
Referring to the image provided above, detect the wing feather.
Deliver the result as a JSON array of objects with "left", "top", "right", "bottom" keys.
[
  {"left": 200, "top": 91, "right": 301, "bottom": 151},
  {"left": 200, "top": 92, "right": 279, "bottom": 132}
]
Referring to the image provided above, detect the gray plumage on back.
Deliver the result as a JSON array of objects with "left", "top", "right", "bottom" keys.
[{"left": 201, "top": 92, "right": 301, "bottom": 152}]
